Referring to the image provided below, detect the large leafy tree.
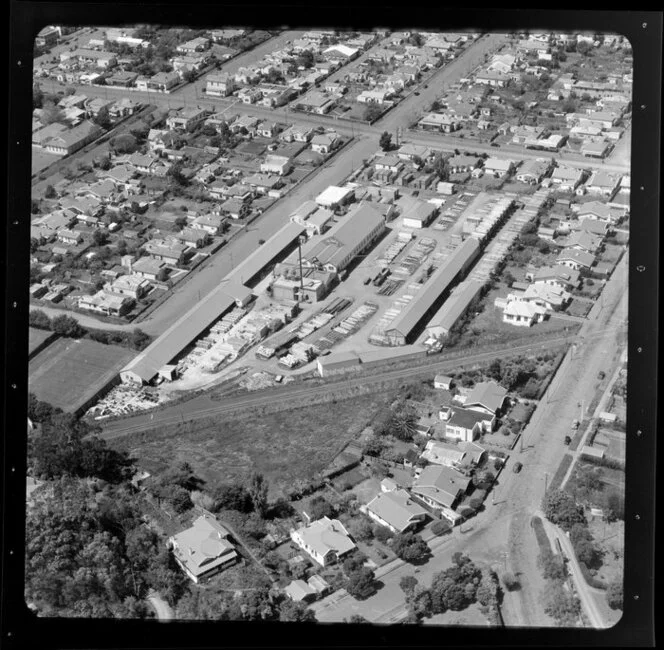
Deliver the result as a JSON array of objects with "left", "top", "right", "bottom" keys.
[
  {"left": 392, "top": 532, "right": 430, "bottom": 564},
  {"left": 25, "top": 478, "right": 137, "bottom": 617},
  {"left": 542, "top": 490, "right": 586, "bottom": 531}
]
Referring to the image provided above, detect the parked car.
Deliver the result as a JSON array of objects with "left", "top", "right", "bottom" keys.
[
  {"left": 363, "top": 277, "right": 372, "bottom": 285},
  {"left": 512, "top": 462, "right": 523, "bottom": 474},
  {"left": 564, "top": 436, "right": 572, "bottom": 445},
  {"left": 571, "top": 419, "right": 580, "bottom": 430},
  {"left": 414, "top": 91, "right": 420, "bottom": 96},
  {"left": 598, "top": 370, "right": 606, "bottom": 380}
]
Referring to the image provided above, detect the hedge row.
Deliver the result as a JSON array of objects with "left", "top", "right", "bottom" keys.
[{"left": 531, "top": 516, "right": 553, "bottom": 554}]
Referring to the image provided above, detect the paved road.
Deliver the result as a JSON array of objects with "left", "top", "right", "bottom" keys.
[{"left": 542, "top": 519, "right": 606, "bottom": 628}]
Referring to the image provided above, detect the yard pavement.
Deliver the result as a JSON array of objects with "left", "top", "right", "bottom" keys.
[{"left": 147, "top": 590, "right": 174, "bottom": 621}]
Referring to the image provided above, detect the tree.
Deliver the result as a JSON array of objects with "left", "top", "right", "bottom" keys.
[
  {"left": 542, "top": 490, "right": 586, "bottom": 531},
  {"left": 29, "top": 309, "right": 51, "bottom": 330},
  {"left": 167, "top": 160, "right": 189, "bottom": 187},
  {"left": 111, "top": 133, "right": 139, "bottom": 154},
  {"left": 130, "top": 328, "right": 151, "bottom": 351},
  {"left": 33, "top": 84, "right": 44, "bottom": 109},
  {"left": 40, "top": 100, "right": 67, "bottom": 126},
  {"left": 94, "top": 106, "right": 112, "bottom": 130},
  {"left": 379, "top": 131, "right": 393, "bottom": 151},
  {"left": 346, "top": 567, "right": 376, "bottom": 600},
  {"left": 213, "top": 482, "right": 253, "bottom": 513},
  {"left": 408, "top": 585, "right": 433, "bottom": 619},
  {"left": 389, "top": 401, "right": 418, "bottom": 442},
  {"left": 542, "top": 583, "right": 581, "bottom": 625},
  {"left": 604, "top": 490, "right": 624, "bottom": 522},
  {"left": 182, "top": 69, "right": 197, "bottom": 84},
  {"left": 248, "top": 472, "right": 269, "bottom": 517},
  {"left": 538, "top": 549, "right": 567, "bottom": 581},
  {"left": 373, "top": 524, "right": 394, "bottom": 544},
  {"left": 345, "top": 614, "right": 370, "bottom": 623},
  {"left": 44, "top": 184, "right": 57, "bottom": 199},
  {"left": 93, "top": 230, "right": 110, "bottom": 246},
  {"left": 348, "top": 517, "right": 374, "bottom": 541},
  {"left": 501, "top": 571, "right": 519, "bottom": 591},
  {"left": 399, "top": 575, "right": 419, "bottom": 597},
  {"left": 577, "top": 40, "right": 592, "bottom": 56},
  {"left": 392, "top": 532, "right": 430, "bottom": 563},
  {"left": 606, "top": 576, "right": 623, "bottom": 610},
  {"left": 431, "top": 520, "right": 451, "bottom": 536},
  {"left": 51, "top": 314, "right": 86, "bottom": 338},
  {"left": 279, "top": 599, "right": 316, "bottom": 622}
]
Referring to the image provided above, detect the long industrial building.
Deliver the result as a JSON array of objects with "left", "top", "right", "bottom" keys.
[
  {"left": 384, "top": 237, "right": 481, "bottom": 346},
  {"left": 426, "top": 279, "right": 485, "bottom": 339},
  {"left": 120, "top": 222, "right": 306, "bottom": 384},
  {"left": 300, "top": 201, "right": 386, "bottom": 273}
]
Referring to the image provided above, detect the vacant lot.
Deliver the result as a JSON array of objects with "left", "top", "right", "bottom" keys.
[
  {"left": 112, "top": 393, "right": 392, "bottom": 499},
  {"left": 29, "top": 337, "right": 135, "bottom": 413}
]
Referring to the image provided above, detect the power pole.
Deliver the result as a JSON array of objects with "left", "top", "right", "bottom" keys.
[
  {"left": 297, "top": 235, "right": 306, "bottom": 299},
  {"left": 544, "top": 472, "right": 548, "bottom": 493}
]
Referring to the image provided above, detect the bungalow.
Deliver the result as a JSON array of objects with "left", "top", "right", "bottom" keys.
[
  {"left": 516, "top": 159, "right": 550, "bottom": 185},
  {"left": 109, "top": 97, "right": 140, "bottom": 119},
  {"left": 166, "top": 107, "right": 211, "bottom": 132},
  {"left": 107, "top": 274, "right": 151, "bottom": 300},
  {"left": 220, "top": 198, "right": 250, "bottom": 219},
  {"left": 581, "top": 140, "right": 611, "bottom": 159},
  {"left": 242, "top": 173, "right": 283, "bottom": 195},
  {"left": 106, "top": 70, "right": 139, "bottom": 88},
  {"left": 363, "top": 488, "right": 428, "bottom": 534},
  {"left": 586, "top": 171, "right": 621, "bottom": 197},
  {"left": 130, "top": 256, "right": 168, "bottom": 281},
  {"left": 557, "top": 248, "right": 595, "bottom": 271},
  {"left": 297, "top": 91, "right": 337, "bottom": 115},
  {"left": 78, "top": 291, "right": 134, "bottom": 317},
  {"left": 475, "top": 70, "right": 510, "bottom": 87},
  {"left": 231, "top": 115, "right": 260, "bottom": 136},
  {"left": 237, "top": 87, "right": 263, "bottom": 105},
  {"left": 397, "top": 143, "right": 433, "bottom": 162},
  {"left": 176, "top": 37, "right": 210, "bottom": 54},
  {"left": 280, "top": 124, "right": 315, "bottom": 143},
  {"left": 284, "top": 580, "right": 317, "bottom": 603},
  {"left": 260, "top": 154, "right": 292, "bottom": 176},
  {"left": 550, "top": 165, "right": 585, "bottom": 192},
  {"left": 57, "top": 229, "right": 83, "bottom": 245},
  {"left": 205, "top": 71, "right": 236, "bottom": 97},
  {"left": 411, "top": 465, "right": 471, "bottom": 523},
  {"left": 418, "top": 112, "right": 459, "bottom": 133},
  {"left": 576, "top": 201, "right": 614, "bottom": 223},
  {"left": 147, "top": 71, "right": 180, "bottom": 92},
  {"left": 357, "top": 89, "right": 393, "bottom": 105},
  {"left": 445, "top": 407, "right": 493, "bottom": 443},
  {"left": 483, "top": 157, "right": 515, "bottom": 177},
  {"left": 143, "top": 239, "right": 189, "bottom": 265},
  {"left": 290, "top": 517, "right": 356, "bottom": 567},
  {"left": 578, "top": 218, "right": 610, "bottom": 237},
  {"left": 128, "top": 152, "right": 159, "bottom": 175},
  {"left": 256, "top": 121, "right": 279, "bottom": 138},
  {"left": 192, "top": 213, "right": 225, "bottom": 235},
  {"left": 502, "top": 300, "right": 545, "bottom": 327},
  {"left": 168, "top": 515, "right": 238, "bottom": 584},
  {"left": 465, "top": 381, "right": 508, "bottom": 416},
  {"left": 448, "top": 154, "right": 480, "bottom": 174},
  {"left": 173, "top": 227, "right": 211, "bottom": 249},
  {"left": 311, "top": 133, "right": 341, "bottom": 155},
  {"left": 566, "top": 230, "right": 603, "bottom": 255}
]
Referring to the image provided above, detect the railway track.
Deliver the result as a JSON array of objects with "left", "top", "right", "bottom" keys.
[{"left": 98, "top": 325, "right": 625, "bottom": 440}]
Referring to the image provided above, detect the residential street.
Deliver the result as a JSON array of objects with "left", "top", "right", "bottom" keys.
[{"left": 311, "top": 254, "right": 627, "bottom": 626}]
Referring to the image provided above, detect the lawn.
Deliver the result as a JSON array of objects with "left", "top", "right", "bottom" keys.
[
  {"left": 424, "top": 601, "right": 490, "bottom": 626},
  {"left": 28, "top": 327, "right": 57, "bottom": 357},
  {"left": 32, "top": 148, "right": 61, "bottom": 175},
  {"left": 112, "top": 393, "right": 392, "bottom": 499},
  {"left": 29, "top": 337, "right": 135, "bottom": 414}
]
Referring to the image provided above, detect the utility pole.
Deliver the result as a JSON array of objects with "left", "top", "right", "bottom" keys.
[
  {"left": 297, "top": 235, "right": 306, "bottom": 300},
  {"left": 544, "top": 472, "right": 548, "bottom": 494}
]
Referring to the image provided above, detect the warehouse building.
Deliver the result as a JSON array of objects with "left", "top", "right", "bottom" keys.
[
  {"left": 316, "top": 346, "right": 427, "bottom": 377},
  {"left": 384, "top": 237, "right": 481, "bottom": 346},
  {"left": 426, "top": 279, "right": 485, "bottom": 338},
  {"left": 300, "top": 201, "right": 386, "bottom": 274},
  {"left": 119, "top": 223, "right": 306, "bottom": 384}
]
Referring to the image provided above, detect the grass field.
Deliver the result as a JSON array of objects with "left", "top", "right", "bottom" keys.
[
  {"left": 29, "top": 338, "right": 135, "bottom": 413},
  {"left": 111, "top": 393, "right": 392, "bottom": 499},
  {"left": 28, "top": 327, "right": 57, "bottom": 357},
  {"left": 31, "top": 147, "right": 61, "bottom": 175}
]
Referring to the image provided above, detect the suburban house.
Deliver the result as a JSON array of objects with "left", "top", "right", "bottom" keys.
[
  {"left": 483, "top": 157, "right": 515, "bottom": 178},
  {"left": 585, "top": 171, "right": 621, "bottom": 197},
  {"left": 146, "top": 71, "right": 180, "bottom": 91},
  {"left": 556, "top": 248, "right": 595, "bottom": 271},
  {"left": 528, "top": 264, "right": 581, "bottom": 291},
  {"left": 172, "top": 227, "right": 211, "bottom": 249},
  {"left": 290, "top": 516, "right": 356, "bottom": 567},
  {"left": 283, "top": 580, "right": 317, "bottom": 603},
  {"left": 502, "top": 299, "right": 546, "bottom": 327},
  {"left": 362, "top": 488, "right": 428, "bottom": 534},
  {"left": 166, "top": 107, "right": 211, "bottom": 132},
  {"left": 260, "top": 154, "right": 292, "bottom": 176},
  {"left": 516, "top": 159, "right": 551, "bottom": 185},
  {"left": 550, "top": 165, "right": 585, "bottom": 192},
  {"left": 176, "top": 37, "right": 211, "bottom": 54},
  {"left": 447, "top": 154, "right": 480, "bottom": 174},
  {"left": 280, "top": 124, "right": 315, "bottom": 143},
  {"left": 78, "top": 291, "right": 134, "bottom": 317},
  {"left": 311, "top": 133, "right": 341, "bottom": 154},
  {"left": 56, "top": 229, "right": 84, "bottom": 245},
  {"left": 107, "top": 274, "right": 151, "bottom": 300},
  {"left": 397, "top": 143, "right": 433, "bottom": 162},
  {"left": 411, "top": 465, "right": 470, "bottom": 524},
  {"left": 464, "top": 380, "right": 508, "bottom": 416},
  {"left": 168, "top": 515, "right": 238, "bottom": 583},
  {"left": 357, "top": 89, "right": 394, "bottom": 105},
  {"left": 130, "top": 257, "right": 168, "bottom": 281},
  {"left": 445, "top": 406, "right": 494, "bottom": 442},
  {"left": 566, "top": 230, "right": 604, "bottom": 255},
  {"left": 205, "top": 71, "right": 237, "bottom": 96},
  {"left": 192, "top": 213, "right": 225, "bottom": 235},
  {"left": 576, "top": 201, "right": 616, "bottom": 224},
  {"left": 143, "top": 239, "right": 189, "bottom": 265}
]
